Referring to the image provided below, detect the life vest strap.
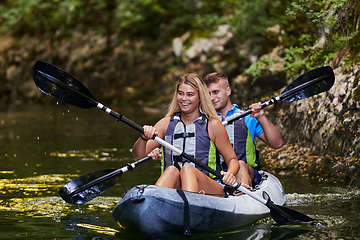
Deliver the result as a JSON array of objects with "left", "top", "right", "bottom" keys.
[{"left": 174, "top": 132, "right": 195, "bottom": 139}]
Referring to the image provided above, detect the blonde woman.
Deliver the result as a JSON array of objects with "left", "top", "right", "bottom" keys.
[{"left": 132, "top": 73, "right": 239, "bottom": 196}]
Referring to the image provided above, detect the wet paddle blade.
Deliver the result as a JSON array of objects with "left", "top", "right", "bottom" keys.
[
  {"left": 223, "top": 66, "right": 335, "bottom": 126},
  {"left": 266, "top": 200, "right": 314, "bottom": 225},
  {"left": 262, "top": 191, "right": 314, "bottom": 225},
  {"left": 280, "top": 66, "right": 335, "bottom": 102},
  {"left": 33, "top": 60, "right": 96, "bottom": 109},
  {"left": 59, "top": 169, "right": 122, "bottom": 204},
  {"left": 59, "top": 156, "right": 153, "bottom": 204}
]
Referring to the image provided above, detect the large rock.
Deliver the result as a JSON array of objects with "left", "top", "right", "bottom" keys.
[{"left": 271, "top": 65, "right": 360, "bottom": 158}]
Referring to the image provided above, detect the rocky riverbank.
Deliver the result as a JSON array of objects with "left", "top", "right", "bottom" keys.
[
  {"left": 259, "top": 143, "right": 360, "bottom": 187},
  {"left": 258, "top": 65, "right": 360, "bottom": 187}
]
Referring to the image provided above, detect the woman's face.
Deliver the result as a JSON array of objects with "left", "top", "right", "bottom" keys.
[{"left": 177, "top": 83, "right": 200, "bottom": 114}]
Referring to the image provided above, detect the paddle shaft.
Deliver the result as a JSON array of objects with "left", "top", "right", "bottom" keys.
[
  {"left": 223, "top": 74, "right": 331, "bottom": 125},
  {"left": 37, "top": 69, "right": 208, "bottom": 189},
  {"left": 58, "top": 84, "right": 238, "bottom": 191},
  {"left": 98, "top": 103, "right": 211, "bottom": 168},
  {"left": 220, "top": 74, "right": 332, "bottom": 203},
  {"left": 37, "top": 70, "right": 148, "bottom": 136},
  {"left": 68, "top": 156, "right": 152, "bottom": 197}
]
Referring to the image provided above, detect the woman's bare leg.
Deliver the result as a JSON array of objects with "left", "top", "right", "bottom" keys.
[
  {"left": 180, "top": 164, "right": 224, "bottom": 196},
  {"left": 155, "top": 166, "right": 181, "bottom": 189}
]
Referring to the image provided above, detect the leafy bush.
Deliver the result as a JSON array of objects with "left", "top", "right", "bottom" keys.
[{"left": 283, "top": 0, "right": 359, "bottom": 75}]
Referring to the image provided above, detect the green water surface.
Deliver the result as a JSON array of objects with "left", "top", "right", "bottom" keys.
[{"left": 0, "top": 103, "right": 359, "bottom": 239}]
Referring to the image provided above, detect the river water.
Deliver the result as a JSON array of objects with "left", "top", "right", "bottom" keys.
[{"left": 0, "top": 103, "right": 359, "bottom": 239}]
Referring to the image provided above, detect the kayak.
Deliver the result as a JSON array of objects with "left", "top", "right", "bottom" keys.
[{"left": 112, "top": 171, "right": 285, "bottom": 239}]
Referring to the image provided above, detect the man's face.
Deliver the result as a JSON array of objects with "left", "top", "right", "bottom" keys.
[{"left": 207, "top": 80, "right": 230, "bottom": 112}]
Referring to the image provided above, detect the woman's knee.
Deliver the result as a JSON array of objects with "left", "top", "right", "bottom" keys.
[
  {"left": 179, "top": 164, "right": 196, "bottom": 176},
  {"left": 156, "top": 166, "right": 181, "bottom": 188},
  {"left": 164, "top": 165, "right": 180, "bottom": 175}
]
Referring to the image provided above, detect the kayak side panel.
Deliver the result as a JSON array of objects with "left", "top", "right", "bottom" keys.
[{"left": 112, "top": 171, "right": 285, "bottom": 239}]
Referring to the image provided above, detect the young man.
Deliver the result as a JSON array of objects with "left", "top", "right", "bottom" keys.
[{"left": 204, "top": 72, "right": 283, "bottom": 187}]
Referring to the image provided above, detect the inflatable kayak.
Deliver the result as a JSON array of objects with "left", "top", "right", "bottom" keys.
[{"left": 112, "top": 171, "right": 285, "bottom": 239}]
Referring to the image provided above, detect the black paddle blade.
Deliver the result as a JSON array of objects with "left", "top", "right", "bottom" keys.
[
  {"left": 280, "top": 66, "right": 335, "bottom": 102},
  {"left": 269, "top": 203, "right": 315, "bottom": 225},
  {"left": 263, "top": 191, "right": 314, "bottom": 225},
  {"left": 59, "top": 169, "right": 122, "bottom": 204},
  {"left": 33, "top": 60, "right": 96, "bottom": 109},
  {"left": 265, "top": 201, "right": 314, "bottom": 225}
]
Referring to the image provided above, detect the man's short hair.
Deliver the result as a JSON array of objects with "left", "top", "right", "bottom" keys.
[{"left": 203, "top": 72, "right": 228, "bottom": 86}]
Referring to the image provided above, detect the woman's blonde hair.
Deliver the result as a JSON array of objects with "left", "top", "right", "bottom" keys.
[{"left": 166, "top": 73, "right": 218, "bottom": 119}]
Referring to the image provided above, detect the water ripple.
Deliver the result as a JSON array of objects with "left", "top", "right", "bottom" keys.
[{"left": 285, "top": 188, "right": 360, "bottom": 205}]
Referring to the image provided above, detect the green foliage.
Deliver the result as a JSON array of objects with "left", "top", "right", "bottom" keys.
[
  {"left": 245, "top": 56, "right": 279, "bottom": 79},
  {"left": 241, "top": 0, "right": 359, "bottom": 78},
  {"left": 286, "top": 0, "right": 348, "bottom": 28},
  {"left": 1, "top": 0, "right": 358, "bottom": 82},
  {"left": 229, "top": 0, "right": 290, "bottom": 55},
  {"left": 0, "top": 0, "right": 235, "bottom": 43},
  {"left": 0, "top": 0, "right": 116, "bottom": 45},
  {"left": 283, "top": 0, "right": 359, "bottom": 76},
  {"left": 283, "top": 34, "right": 315, "bottom": 75}
]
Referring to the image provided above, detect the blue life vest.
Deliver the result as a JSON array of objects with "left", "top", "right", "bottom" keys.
[
  {"left": 223, "top": 110, "right": 261, "bottom": 169},
  {"left": 161, "top": 112, "right": 220, "bottom": 178}
]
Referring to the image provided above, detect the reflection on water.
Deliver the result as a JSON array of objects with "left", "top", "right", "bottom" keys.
[
  {"left": 75, "top": 223, "right": 119, "bottom": 236},
  {"left": 50, "top": 148, "right": 121, "bottom": 162},
  {"left": 0, "top": 104, "right": 359, "bottom": 239},
  {"left": 187, "top": 224, "right": 311, "bottom": 240},
  {"left": 0, "top": 174, "right": 71, "bottom": 197},
  {"left": 1, "top": 189, "right": 119, "bottom": 219}
]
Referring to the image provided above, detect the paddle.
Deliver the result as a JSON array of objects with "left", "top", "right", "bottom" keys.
[
  {"left": 223, "top": 66, "right": 335, "bottom": 125},
  {"left": 33, "top": 60, "right": 220, "bottom": 181},
  {"left": 33, "top": 60, "right": 326, "bottom": 225},
  {"left": 59, "top": 156, "right": 152, "bottom": 204}
]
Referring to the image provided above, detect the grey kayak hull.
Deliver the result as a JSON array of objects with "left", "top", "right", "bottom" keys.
[{"left": 112, "top": 171, "right": 285, "bottom": 239}]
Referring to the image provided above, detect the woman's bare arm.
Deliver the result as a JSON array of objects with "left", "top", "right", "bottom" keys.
[{"left": 131, "top": 117, "right": 169, "bottom": 159}]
